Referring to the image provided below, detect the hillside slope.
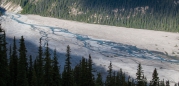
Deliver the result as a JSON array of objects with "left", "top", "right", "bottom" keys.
[
  {"left": 2, "top": 0, "right": 179, "bottom": 32},
  {"left": 0, "top": 0, "right": 22, "bottom": 13}
]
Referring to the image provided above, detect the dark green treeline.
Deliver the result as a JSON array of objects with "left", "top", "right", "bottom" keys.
[
  {"left": 0, "top": 28, "right": 175, "bottom": 86},
  {"left": 6, "top": 0, "right": 179, "bottom": 32}
]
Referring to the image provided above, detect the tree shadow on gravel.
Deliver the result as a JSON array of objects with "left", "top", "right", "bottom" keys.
[{"left": 5, "top": 36, "right": 133, "bottom": 81}]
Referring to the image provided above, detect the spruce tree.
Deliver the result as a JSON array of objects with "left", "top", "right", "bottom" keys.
[
  {"left": 127, "top": 76, "right": 135, "bottom": 86},
  {"left": 159, "top": 79, "right": 165, "bottom": 86},
  {"left": 73, "top": 64, "right": 80, "bottom": 86},
  {"left": 9, "top": 45, "right": 13, "bottom": 86},
  {"left": 105, "top": 61, "right": 113, "bottom": 86},
  {"left": 28, "top": 55, "right": 33, "bottom": 86},
  {"left": 112, "top": 72, "right": 116, "bottom": 86},
  {"left": 9, "top": 37, "right": 18, "bottom": 86},
  {"left": 33, "top": 58, "right": 37, "bottom": 73},
  {"left": 166, "top": 80, "right": 170, "bottom": 86},
  {"left": 62, "top": 45, "right": 73, "bottom": 86},
  {"left": 17, "top": 36, "right": 28, "bottom": 86},
  {"left": 32, "top": 68, "right": 37, "bottom": 86},
  {"left": 87, "top": 54, "right": 95, "bottom": 86},
  {"left": 136, "top": 63, "right": 144, "bottom": 86},
  {"left": 52, "top": 49, "right": 61, "bottom": 86},
  {"left": 116, "top": 70, "right": 120, "bottom": 86},
  {"left": 79, "top": 57, "right": 88, "bottom": 86},
  {"left": 36, "top": 39, "right": 44, "bottom": 86},
  {"left": 150, "top": 68, "right": 159, "bottom": 86},
  {"left": 128, "top": 76, "right": 132, "bottom": 86},
  {"left": 121, "top": 72, "right": 127, "bottom": 86},
  {"left": 143, "top": 75, "right": 147, "bottom": 86},
  {"left": 32, "top": 57, "right": 37, "bottom": 86},
  {"left": 44, "top": 43, "right": 53, "bottom": 86},
  {"left": 116, "top": 69, "right": 125, "bottom": 86},
  {"left": 95, "top": 73, "right": 103, "bottom": 86},
  {"left": 9, "top": 44, "right": 12, "bottom": 59},
  {"left": 0, "top": 24, "right": 9, "bottom": 86}
]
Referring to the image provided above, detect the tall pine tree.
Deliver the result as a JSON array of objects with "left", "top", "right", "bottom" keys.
[
  {"left": 150, "top": 68, "right": 159, "bottom": 86},
  {"left": 52, "top": 49, "right": 61, "bottom": 86},
  {"left": 62, "top": 45, "right": 74, "bottom": 86},
  {"left": 166, "top": 80, "right": 170, "bottom": 86},
  {"left": 136, "top": 63, "right": 144, "bottom": 86},
  {"left": 105, "top": 61, "right": 113, "bottom": 86},
  {"left": 17, "top": 36, "right": 28, "bottom": 86},
  {"left": 79, "top": 57, "right": 88, "bottom": 86},
  {"left": 73, "top": 64, "right": 80, "bottom": 86},
  {"left": 31, "top": 68, "right": 37, "bottom": 86},
  {"left": 9, "top": 37, "right": 18, "bottom": 86},
  {"left": 87, "top": 54, "right": 95, "bottom": 86},
  {"left": 28, "top": 55, "right": 33, "bottom": 86},
  {"left": 32, "top": 58, "right": 37, "bottom": 86},
  {"left": 44, "top": 43, "right": 53, "bottom": 86},
  {"left": 159, "top": 79, "right": 165, "bottom": 86},
  {"left": 36, "top": 38, "right": 44, "bottom": 86},
  {"left": 95, "top": 73, "right": 103, "bottom": 86},
  {"left": 0, "top": 24, "right": 9, "bottom": 86}
]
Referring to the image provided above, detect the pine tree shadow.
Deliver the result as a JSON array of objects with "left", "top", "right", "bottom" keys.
[
  {"left": 6, "top": 34, "right": 178, "bottom": 85},
  {"left": 6, "top": 36, "right": 137, "bottom": 83}
]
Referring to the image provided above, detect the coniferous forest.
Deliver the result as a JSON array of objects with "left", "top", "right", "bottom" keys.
[
  {"left": 0, "top": 25, "right": 178, "bottom": 86},
  {"left": 5, "top": 0, "right": 179, "bottom": 32}
]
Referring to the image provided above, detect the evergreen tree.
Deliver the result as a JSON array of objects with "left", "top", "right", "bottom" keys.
[
  {"left": 112, "top": 72, "right": 116, "bottom": 86},
  {"left": 0, "top": 24, "right": 9, "bottom": 86},
  {"left": 87, "top": 54, "right": 95, "bottom": 86},
  {"left": 128, "top": 76, "right": 131, "bottom": 86},
  {"left": 115, "top": 70, "right": 120, "bottom": 86},
  {"left": 28, "top": 55, "right": 33, "bottom": 86},
  {"left": 9, "top": 37, "right": 18, "bottom": 86},
  {"left": 31, "top": 68, "right": 37, "bottom": 86},
  {"left": 112, "top": 66, "right": 128, "bottom": 86},
  {"left": 136, "top": 63, "right": 144, "bottom": 86},
  {"left": 62, "top": 45, "right": 74, "bottom": 86},
  {"left": 79, "top": 57, "right": 88, "bottom": 86},
  {"left": 36, "top": 38, "right": 44, "bottom": 86},
  {"left": 128, "top": 76, "right": 135, "bottom": 86},
  {"left": 116, "top": 69, "right": 125, "bottom": 86},
  {"left": 166, "top": 80, "right": 170, "bottom": 86},
  {"left": 159, "top": 79, "right": 165, "bottom": 86},
  {"left": 17, "top": 36, "right": 28, "bottom": 86},
  {"left": 95, "top": 73, "right": 103, "bottom": 86},
  {"left": 44, "top": 43, "right": 53, "bottom": 86},
  {"left": 33, "top": 58, "right": 37, "bottom": 74},
  {"left": 150, "top": 68, "right": 159, "bottom": 86},
  {"left": 143, "top": 75, "right": 147, "bottom": 86},
  {"left": 105, "top": 61, "right": 113, "bottom": 86},
  {"left": 32, "top": 57, "right": 37, "bottom": 86},
  {"left": 9, "top": 44, "right": 12, "bottom": 59},
  {"left": 52, "top": 49, "right": 61, "bottom": 86},
  {"left": 73, "top": 64, "right": 80, "bottom": 86}
]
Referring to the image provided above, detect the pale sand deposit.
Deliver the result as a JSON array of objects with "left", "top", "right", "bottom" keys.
[{"left": 27, "top": 15, "right": 179, "bottom": 57}]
